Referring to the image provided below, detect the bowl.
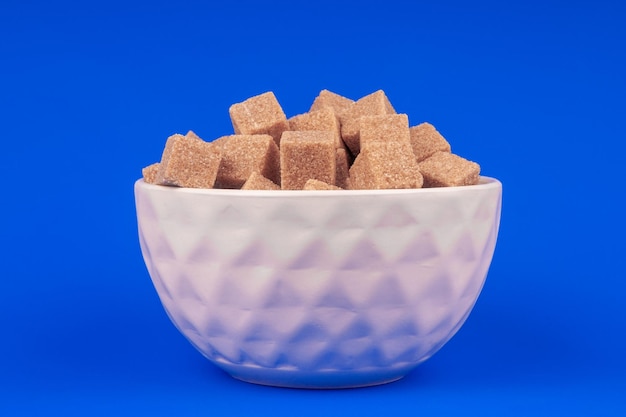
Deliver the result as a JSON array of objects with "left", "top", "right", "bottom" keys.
[{"left": 134, "top": 177, "right": 502, "bottom": 389}]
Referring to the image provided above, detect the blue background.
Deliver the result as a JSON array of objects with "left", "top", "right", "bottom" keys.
[{"left": 2, "top": 0, "right": 625, "bottom": 415}]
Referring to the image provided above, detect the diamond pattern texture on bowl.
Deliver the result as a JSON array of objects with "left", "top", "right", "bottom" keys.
[{"left": 135, "top": 179, "right": 502, "bottom": 388}]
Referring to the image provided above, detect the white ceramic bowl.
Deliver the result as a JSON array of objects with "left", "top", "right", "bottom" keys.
[{"left": 134, "top": 177, "right": 502, "bottom": 389}]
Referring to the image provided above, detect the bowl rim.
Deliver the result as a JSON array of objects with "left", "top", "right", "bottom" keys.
[{"left": 134, "top": 176, "right": 501, "bottom": 197}]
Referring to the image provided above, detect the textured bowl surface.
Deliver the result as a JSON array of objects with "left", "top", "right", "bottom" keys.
[{"left": 135, "top": 177, "right": 502, "bottom": 388}]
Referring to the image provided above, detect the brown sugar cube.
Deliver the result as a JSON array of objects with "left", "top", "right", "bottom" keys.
[
  {"left": 210, "top": 135, "right": 232, "bottom": 151},
  {"left": 303, "top": 179, "right": 343, "bottom": 191},
  {"left": 156, "top": 134, "right": 221, "bottom": 189},
  {"left": 349, "top": 141, "right": 423, "bottom": 190},
  {"left": 229, "top": 91, "right": 289, "bottom": 146},
  {"left": 280, "top": 131, "right": 336, "bottom": 190},
  {"left": 241, "top": 171, "right": 280, "bottom": 190},
  {"left": 418, "top": 151, "right": 480, "bottom": 187},
  {"left": 309, "top": 89, "right": 354, "bottom": 121},
  {"left": 409, "top": 123, "right": 452, "bottom": 162},
  {"left": 185, "top": 130, "right": 203, "bottom": 141},
  {"left": 335, "top": 148, "right": 350, "bottom": 189},
  {"left": 142, "top": 162, "right": 160, "bottom": 184},
  {"left": 341, "top": 90, "right": 396, "bottom": 156},
  {"left": 215, "top": 134, "right": 280, "bottom": 189},
  {"left": 359, "top": 113, "right": 410, "bottom": 151},
  {"left": 288, "top": 107, "right": 346, "bottom": 151}
]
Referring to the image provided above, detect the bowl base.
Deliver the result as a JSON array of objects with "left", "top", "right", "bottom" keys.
[{"left": 217, "top": 362, "right": 413, "bottom": 389}]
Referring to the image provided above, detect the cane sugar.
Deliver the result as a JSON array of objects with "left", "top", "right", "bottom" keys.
[
  {"left": 185, "top": 130, "right": 203, "bottom": 142},
  {"left": 418, "top": 151, "right": 480, "bottom": 187},
  {"left": 229, "top": 92, "right": 289, "bottom": 146},
  {"left": 335, "top": 148, "right": 350, "bottom": 190},
  {"left": 309, "top": 89, "right": 354, "bottom": 121},
  {"left": 146, "top": 89, "right": 484, "bottom": 191},
  {"left": 210, "top": 135, "right": 231, "bottom": 150},
  {"left": 215, "top": 134, "right": 280, "bottom": 189},
  {"left": 280, "top": 131, "right": 336, "bottom": 190},
  {"left": 349, "top": 141, "right": 423, "bottom": 190},
  {"left": 288, "top": 107, "right": 345, "bottom": 150},
  {"left": 155, "top": 134, "right": 221, "bottom": 189},
  {"left": 341, "top": 90, "right": 396, "bottom": 156},
  {"left": 241, "top": 171, "right": 280, "bottom": 190},
  {"left": 359, "top": 114, "right": 410, "bottom": 151},
  {"left": 303, "top": 179, "right": 343, "bottom": 190},
  {"left": 142, "top": 162, "right": 160, "bottom": 184},
  {"left": 410, "top": 123, "right": 452, "bottom": 162}
]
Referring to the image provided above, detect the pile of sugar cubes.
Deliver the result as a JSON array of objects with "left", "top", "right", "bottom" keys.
[{"left": 142, "top": 90, "right": 480, "bottom": 190}]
